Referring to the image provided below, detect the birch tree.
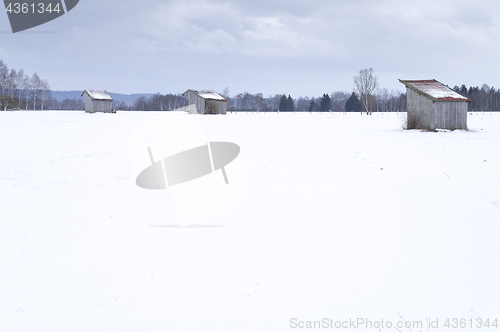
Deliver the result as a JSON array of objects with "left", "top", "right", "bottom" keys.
[
  {"left": 16, "top": 69, "right": 25, "bottom": 109},
  {"left": 39, "top": 79, "right": 50, "bottom": 110},
  {"left": 354, "top": 68, "right": 378, "bottom": 115},
  {"left": 18, "top": 71, "right": 31, "bottom": 110},
  {"left": 0, "top": 60, "right": 8, "bottom": 97},
  {"left": 8, "top": 69, "right": 18, "bottom": 100},
  {"left": 31, "top": 73, "right": 41, "bottom": 110},
  {"left": 0, "top": 61, "right": 9, "bottom": 110}
]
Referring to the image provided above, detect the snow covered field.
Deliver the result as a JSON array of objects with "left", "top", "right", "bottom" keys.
[{"left": 1, "top": 111, "right": 499, "bottom": 331}]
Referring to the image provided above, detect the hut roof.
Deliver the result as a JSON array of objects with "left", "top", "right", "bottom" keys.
[
  {"left": 82, "top": 90, "right": 113, "bottom": 101},
  {"left": 183, "top": 90, "right": 227, "bottom": 102},
  {"left": 399, "top": 79, "right": 471, "bottom": 102}
]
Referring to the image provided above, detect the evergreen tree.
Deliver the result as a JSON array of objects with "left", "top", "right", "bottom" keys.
[
  {"left": 279, "top": 94, "right": 287, "bottom": 111},
  {"left": 320, "top": 93, "right": 331, "bottom": 112},
  {"left": 287, "top": 95, "right": 294, "bottom": 112},
  {"left": 459, "top": 84, "right": 468, "bottom": 98},
  {"left": 309, "top": 99, "right": 318, "bottom": 112},
  {"left": 345, "top": 92, "right": 362, "bottom": 113}
]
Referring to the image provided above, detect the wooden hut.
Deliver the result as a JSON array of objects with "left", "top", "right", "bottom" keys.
[
  {"left": 82, "top": 90, "right": 113, "bottom": 113},
  {"left": 182, "top": 89, "right": 228, "bottom": 114},
  {"left": 399, "top": 79, "right": 471, "bottom": 130}
]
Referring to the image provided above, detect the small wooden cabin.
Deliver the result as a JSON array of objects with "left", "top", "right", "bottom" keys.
[
  {"left": 399, "top": 79, "right": 471, "bottom": 130},
  {"left": 82, "top": 90, "right": 113, "bottom": 113},
  {"left": 182, "top": 90, "right": 228, "bottom": 114}
]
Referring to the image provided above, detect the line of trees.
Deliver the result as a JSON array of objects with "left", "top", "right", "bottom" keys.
[
  {"left": 50, "top": 98, "right": 85, "bottom": 110},
  {"left": 46, "top": 93, "right": 190, "bottom": 111},
  {"left": 49, "top": 84, "right": 497, "bottom": 113},
  {"left": 225, "top": 89, "right": 406, "bottom": 113},
  {"left": 453, "top": 84, "right": 500, "bottom": 111},
  {"left": 131, "top": 93, "right": 188, "bottom": 111},
  {"left": 41, "top": 85, "right": 500, "bottom": 113},
  {"left": 0, "top": 60, "right": 51, "bottom": 111}
]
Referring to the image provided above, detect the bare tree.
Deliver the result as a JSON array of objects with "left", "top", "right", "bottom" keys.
[
  {"left": 16, "top": 69, "right": 25, "bottom": 109},
  {"left": 0, "top": 60, "right": 8, "bottom": 97},
  {"left": 0, "top": 61, "right": 8, "bottom": 110},
  {"left": 221, "top": 87, "right": 230, "bottom": 100},
  {"left": 354, "top": 68, "right": 378, "bottom": 115},
  {"left": 296, "top": 96, "right": 310, "bottom": 112},
  {"left": 8, "top": 69, "right": 18, "bottom": 101},
  {"left": 31, "top": 73, "right": 41, "bottom": 110},
  {"left": 22, "top": 72, "right": 31, "bottom": 109},
  {"left": 331, "top": 91, "right": 349, "bottom": 113},
  {"left": 39, "top": 79, "right": 50, "bottom": 111}
]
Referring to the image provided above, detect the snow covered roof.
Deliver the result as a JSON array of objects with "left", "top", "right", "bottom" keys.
[
  {"left": 399, "top": 79, "right": 471, "bottom": 102},
  {"left": 183, "top": 90, "right": 227, "bottom": 101},
  {"left": 81, "top": 90, "right": 113, "bottom": 101}
]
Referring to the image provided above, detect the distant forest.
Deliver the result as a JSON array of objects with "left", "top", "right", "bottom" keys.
[
  {"left": 2, "top": 59, "right": 500, "bottom": 112},
  {"left": 452, "top": 84, "right": 500, "bottom": 112},
  {"left": 126, "top": 86, "right": 500, "bottom": 113}
]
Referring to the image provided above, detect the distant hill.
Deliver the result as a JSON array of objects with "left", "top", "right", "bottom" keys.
[{"left": 50, "top": 91, "right": 154, "bottom": 106}]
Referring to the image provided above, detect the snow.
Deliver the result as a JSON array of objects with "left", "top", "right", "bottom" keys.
[
  {"left": 400, "top": 80, "right": 470, "bottom": 101},
  {"left": 1, "top": 111, "right": 499, "bottom": 331},
  {"left": 421, "top": 86, "right": 468, "bottom": 100},
  {"left": 196, "top": 90, "right": 227, "bottom": 101},
  {"left": 82, "top": 90, "right": 113, "bottom": 101}
]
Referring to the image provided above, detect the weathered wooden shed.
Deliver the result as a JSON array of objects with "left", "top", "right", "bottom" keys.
[
  {"left": 182, "top": 90, "right": 228, "bottom": 114},
  {"left": 81, "top": 90, "right": 113, "bottom": 113},
  {"left": 399, "top": 79, "right": 471, "bottom": 130}
]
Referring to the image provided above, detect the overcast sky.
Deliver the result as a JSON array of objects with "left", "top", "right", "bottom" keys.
[{"left": 1, "top": 0, "right": 499, "bottom": 97}]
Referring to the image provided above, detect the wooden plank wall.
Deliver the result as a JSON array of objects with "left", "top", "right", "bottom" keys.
[
  {"left": 83, "top": 94, "right": 93, "bottom": 113},
  {"left": 92, "top": 100, "right": 113, "bottom": 113},
  {"left": 407, "top": 88, "right": 468, "bottom": 130},
  {"left": 185, "top": 91, "right": 204, "bottom": 114},
  {"left": 434, "top": 102, "right": 467, "bottom": 130},
  {"left": 407, "top": 89, "right": 434, "bottom": 130},
  {"left": 206, "top": 100, "right": 227, "bottom": 114}
]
